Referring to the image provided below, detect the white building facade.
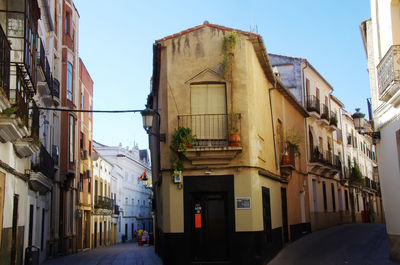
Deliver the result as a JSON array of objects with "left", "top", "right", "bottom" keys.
[
  {"left": 361, "top": 0, "right": 400, "bottom": 261},
  {"left": 93, "top": 141, "right": 153, "bottom": 243}
]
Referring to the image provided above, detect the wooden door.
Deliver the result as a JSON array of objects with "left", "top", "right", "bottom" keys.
[{"left": 190, "top": 192, "right": 228, "bottom": 262}]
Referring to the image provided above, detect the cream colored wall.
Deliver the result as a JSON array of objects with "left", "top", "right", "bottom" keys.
[
  {"left": 303, "top": 68, "right": 332, "bottom": 106},
  {"left": 160, "top": 171, "right": 183, "bottom": 233},
  {"left": 258, "top": 174, "right": 282, "bottom": 230},
  {"left": 157, "top": 27, "right": 282, "bottom": 233}
]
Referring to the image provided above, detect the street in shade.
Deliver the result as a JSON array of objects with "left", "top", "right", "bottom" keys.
[
  {"left": 43, "top": 242, "right": 162, "bottom": 265},
  {"left": 269, "top": 224, "right": 397, "bottom": 265},
  {"left": 41, "top": 224, "right": 395, "bottom": 265}
]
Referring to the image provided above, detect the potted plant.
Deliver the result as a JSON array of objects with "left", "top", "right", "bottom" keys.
[
  {"left": 277, "top": 125, "right": 303, "bottom": 165},
  {"left": 228, "top": 112, "right": 241, "bottom": 146},
  {"left": 330, "top": 116, "right": 338, "bottom": 127}
]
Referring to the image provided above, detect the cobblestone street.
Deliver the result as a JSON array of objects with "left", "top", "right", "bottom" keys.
[{"left": 43, "top": 243, "right": 162, "bottom": 265}]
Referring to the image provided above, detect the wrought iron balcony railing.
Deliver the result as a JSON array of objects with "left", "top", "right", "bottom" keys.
[
  {"left": 306, "top": 95, "right": 320, "bottom": 114},
  {"left": 177, "top": 113, "right": 241, "bottom": 147},
  {"left": 310, "top": 147, "right": 324, "bottom": 163},
  {"left": 344, "top": 167, "right": 350, "bottom": 179},
  {"left": 30, "top": 102, "right": 39, "bottom": 139},
  {"left": 95, "top": 196, "right": 114, "bottom": 210},
  {"left": 14, "top": 71, "right": 29, "bottom": 128},
  {"left": 347, "top": 134, "right": 352, "bottom": 145},
  {"left": 371, "top": 180, "right": 377, "bottom": 190},
  {"left": 52, "top": 78, "right": 60, "bottom": 99},
  {"left": 0, "top": 24, "right": 10, "bottom": 100},
  {"left": 52, "top": 144, "right": 59, "bottom": 166},
  {"left": 364, "top": 178, "right": 372, "bottom": 189},
  {"left": 31, "top": 144, "right": 55, "bottom": 179},
  {"left": 38, "top": 40, "right": 46, "bottom": 74},
  {"left": 114, "top": 204, "right": 120, "bottom": 215},
  {"left": 320, "top": 104, "right": 329, "bottom": 121},
  {"left": 325, "top": 150, "right": 333, "bottom": 165},
  {"left": 287, "top": 143, "right": 296, "bottom": 168},
  {"left": 336, "top": 129, "right": 343, "bottom": 142},
  {"left": 377, "top": 45, "right": 400, "bottom": 101},
  {"left": 330, "top": 111, "right": 338, "bottom": 127},
  {"left": 333, "top": 155, "right": 341, "bottom": 169}
]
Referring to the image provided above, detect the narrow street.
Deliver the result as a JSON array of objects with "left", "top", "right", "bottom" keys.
[
  {"left": 43, "top": 242, "right": 162, "bottom": 265},
  {"left": 269, "top": 224, "right": 398, "bottom": 265}
]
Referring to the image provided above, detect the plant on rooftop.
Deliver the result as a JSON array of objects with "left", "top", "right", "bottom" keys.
[{"left": 221, "top": 31, "right": 237, "bottom": 79}]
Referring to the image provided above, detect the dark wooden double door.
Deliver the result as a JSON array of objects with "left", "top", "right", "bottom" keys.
[{"left": 184, "top": 175, "right": 234, "bottom": 264}]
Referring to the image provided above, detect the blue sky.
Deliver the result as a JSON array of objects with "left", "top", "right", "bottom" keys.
[{"left": 75, "top": 0, "right": 371, "bottom": 150}]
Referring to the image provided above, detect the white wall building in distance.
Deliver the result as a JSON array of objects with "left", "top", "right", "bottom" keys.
[{"left": 93, "top": 141, "right": 153, "bottom": 243}]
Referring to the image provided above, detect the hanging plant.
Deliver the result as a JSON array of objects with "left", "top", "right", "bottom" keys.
[
  {"left": 221, "top": 31, "right": 237, "bottom": 79},
  {"left": 1, "top": 105, "right": 18, "bottom": 116},
  {"left": 170, "top": 127, "right": 195, "bottom": 181}
]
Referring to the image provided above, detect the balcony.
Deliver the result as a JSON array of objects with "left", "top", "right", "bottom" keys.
[
  {"left": 333, "top": 155, "right": 341, "bottom": 170},
  {"left": 336, "top": 129, "right": 343, "bottom": 142},
  {"left": 280, "top": 143, "right": 296, "bottom": 181},
  {"left": 114, "top": 204, "right": 120, "bottom": 215},
  {"left": 1, "top": 0, "right": 40, "bottom": 93},
  {"left": 309, "top": 147, "right": 340, "bottom": 175},
  {"left": 306, "top": 95, "right": 320, "bottom": 119},
  {"left": 52, "top": 144, "right": 59, "bottom": 167},
  {"left": 347, "top": 134, "right": 352, "bottom": 146},
  {"left": 377, "top": 45, "right": 400, "bottom": 102},
  {"left": 317, "top": 104, "right": 330, "bottom": 126},
  {"left": 36, "top": 40, "right": 52, "bottom": 96},
  {"left": 0, "top": 88, "right": 30, "bottom": 142},
  {"left": 29, "top": 145, "right": 54, "bottom": 194},
  {"left": 95, "top": 196, "right": 114, "bottom": 210},
  {"left": 13, "top": 103, "right": 40, "bottom": 157},
  {"left": 81, "top": 150, "right": 89, "bottom": 160},
  {"left": 52, "top": 78, "right": 60, "bottom": 104},
  {"left": 0, "top": 24, "right": 10, "bottom": 111},
  {"left": 364, "top": 177, "right": 372, "bottom": 189},
  {"left": 177, "top": 113, "right": 242, "bottom": 165},
  {"left": 327, "top": 111, "right": 338, "bottom": 131}
]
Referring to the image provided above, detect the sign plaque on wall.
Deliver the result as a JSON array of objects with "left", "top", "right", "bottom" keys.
[{"left": 236, "top": 197, "right": 251, "bottom": 209}]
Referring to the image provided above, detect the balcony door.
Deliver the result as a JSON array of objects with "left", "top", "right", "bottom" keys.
[{"left": 191, "top": 84, "right": 227, "bottom": 146}]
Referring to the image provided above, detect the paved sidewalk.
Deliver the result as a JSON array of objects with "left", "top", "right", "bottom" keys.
[
  {"left": 269, "top": 224, "right": 398, "bottom": 265},
  {"left": 43, "top": 242, "right": 162, "bottom": 265}
]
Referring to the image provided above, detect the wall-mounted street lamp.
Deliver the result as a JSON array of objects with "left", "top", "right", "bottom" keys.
[
  {"left": 141, "top": 108, "right": 166, "bottom": 142},
  {"left": 352, "top": 108, "right": 380, "bottom": 140}
]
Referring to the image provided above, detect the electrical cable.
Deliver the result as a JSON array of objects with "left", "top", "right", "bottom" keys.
[{"left": 31, "top": 106, "right": 144, "bottom": 113}]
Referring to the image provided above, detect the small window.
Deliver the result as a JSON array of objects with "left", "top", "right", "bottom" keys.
[
  {"left": 67, "top": 62, "right": 73, "bottom": 101},
  {"left": 81, "top": 92, "right": 84, "bottom": 109},
  {"left": 69, "top": 115, "right": 75, "bottom": 163},
  {"left": 65, "top": 12, "right": 70, "bottom": 34}
]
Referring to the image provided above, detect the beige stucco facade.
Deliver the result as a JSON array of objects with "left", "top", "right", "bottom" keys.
[{"left": 149, "top": 23, "right": 310, "bottom": 265}]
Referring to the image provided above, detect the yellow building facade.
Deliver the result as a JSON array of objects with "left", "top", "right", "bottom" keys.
[
  {"left": 91, "top": 151, "right": 115, "bottom": 248},
  {"left": 147, "top": 23, "right": 309, "bottom": 265}
]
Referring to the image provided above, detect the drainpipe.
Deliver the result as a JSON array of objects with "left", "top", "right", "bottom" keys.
[
  {"left": 268, "top": 87, "right": 279, "bottom": 170},
  {"left": 301, "top": 61, "right": 310, "bottom": 164}
]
